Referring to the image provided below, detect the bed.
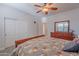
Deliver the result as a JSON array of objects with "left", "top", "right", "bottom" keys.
[{"left": 15, "top": 36, "right": 79, "bottom": 56}]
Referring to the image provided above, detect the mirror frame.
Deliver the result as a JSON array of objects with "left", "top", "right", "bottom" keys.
[{"left": 54, "top": 20, "right": 70, "bottom": 32}]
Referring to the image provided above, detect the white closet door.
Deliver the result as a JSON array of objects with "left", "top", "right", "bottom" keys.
[
  {"left": 5, "top": 18, "right": 16, "bottom": 48},
  {"left": 0, "top": 17, "right": 5, "bottom": 50}
]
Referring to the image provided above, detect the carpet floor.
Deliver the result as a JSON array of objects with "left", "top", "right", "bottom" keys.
[{"left": 0, "top": 46, "right": 15, "bottom": 56}]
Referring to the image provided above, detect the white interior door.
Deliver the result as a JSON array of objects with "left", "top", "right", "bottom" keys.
[{"left": 4, "top": 17, "right": 16, "bottom": 48}]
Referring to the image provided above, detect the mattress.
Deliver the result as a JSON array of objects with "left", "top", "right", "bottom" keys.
[{"left": 16, "top": 36, "right": 79, "bottom": 56}]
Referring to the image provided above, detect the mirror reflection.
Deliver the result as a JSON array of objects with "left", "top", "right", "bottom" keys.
[{"left": 54, "top": 20, "right": 69, "bottom": 32}]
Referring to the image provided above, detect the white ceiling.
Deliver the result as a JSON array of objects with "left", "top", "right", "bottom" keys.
[{"left": 4, "top": 3, "right": 79, "bottom": 18}]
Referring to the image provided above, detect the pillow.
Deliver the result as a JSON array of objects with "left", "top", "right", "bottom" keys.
[
  {"left": 74, "top": 39, "right": 79, "bottom": 44},
  {"left": 63, "top": 41, "right": 79, "bottom": 52}
]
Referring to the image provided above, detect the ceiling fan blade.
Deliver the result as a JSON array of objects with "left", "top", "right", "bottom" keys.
[
  {"left": 50, "top": 7, "right": 58, "bottom": 10},
  {"left": 36, "top": 10, "right": 42, "bottom": 13},
  {"left": 48, "top": 3, "right": 53, "bottom": 5},
  {"left": 34, "top": 5, "right": 41, "bottom": 7}
]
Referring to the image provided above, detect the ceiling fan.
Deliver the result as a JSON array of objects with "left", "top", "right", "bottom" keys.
[{"left": 34, "top": 3, "right": 58, "bottom": 15}]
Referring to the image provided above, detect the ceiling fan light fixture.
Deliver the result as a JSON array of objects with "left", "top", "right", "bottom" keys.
[
  {"left": 42, "top": 8, "right": 48, "bottom": 12},
  {"left": 34, "top": 3, "right": 58, "bottom": 15}
]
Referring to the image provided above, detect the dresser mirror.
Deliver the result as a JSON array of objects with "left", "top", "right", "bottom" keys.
[{"left": 54, "top": 20, "right": 70, "bottom": 32}]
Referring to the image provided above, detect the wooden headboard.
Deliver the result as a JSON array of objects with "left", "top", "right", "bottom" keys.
[{"left": 15, "top": 35, "right": 45, "bottom": 47}]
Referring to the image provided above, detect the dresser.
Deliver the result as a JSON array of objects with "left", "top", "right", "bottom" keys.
[{"left": 51, "top": 32, "right": 75, "bottom": 40}]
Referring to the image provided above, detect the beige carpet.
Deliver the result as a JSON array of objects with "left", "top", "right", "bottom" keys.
[{"left": 0, "top": 46, "right": 15, "bottom": 56}]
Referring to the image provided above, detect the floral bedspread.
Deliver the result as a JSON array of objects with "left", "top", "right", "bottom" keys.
[{"left": 17, "top": 37, "right": 79, "bottom": 56}]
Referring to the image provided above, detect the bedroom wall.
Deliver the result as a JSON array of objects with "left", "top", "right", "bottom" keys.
[
  {"left": 36, "top": 19, "right": 43, "bottom": 35},
  {"left": 47, "top": 8, "right": 79, "bottom": 36},
  {"left": 0, "top": 4, "right": 40, "bottom": 50}
]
